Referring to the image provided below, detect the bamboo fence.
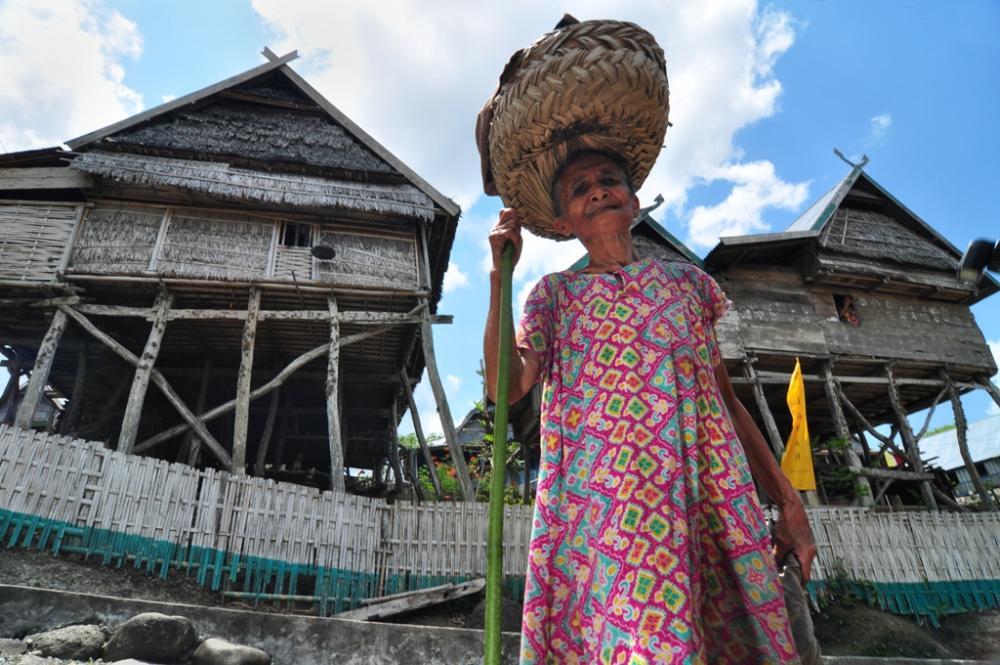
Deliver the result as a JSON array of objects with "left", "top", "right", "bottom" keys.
[{"left": 2, "top": 424, "right": 999, "bottom": 621}]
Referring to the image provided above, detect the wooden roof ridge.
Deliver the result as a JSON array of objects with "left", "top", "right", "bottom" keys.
[{"left": 64, "top": 47, "right": 460, "bottom": 219}]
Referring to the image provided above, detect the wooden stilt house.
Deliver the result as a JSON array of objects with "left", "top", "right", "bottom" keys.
[
  {"left": 705, "top": 159, "right": 1000, "bottom": 509},
  {"left": 0, "top": 50, "right": 474, "bottom": 498}
]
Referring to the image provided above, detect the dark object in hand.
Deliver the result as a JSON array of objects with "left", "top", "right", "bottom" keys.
[{"left": 958, "top": 238, "right": 1000, "bottom": 283}]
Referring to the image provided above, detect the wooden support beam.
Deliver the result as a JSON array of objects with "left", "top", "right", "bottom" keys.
[
  {"left": 57, "top": 305, "right": 232, "bottom": 469},
  {"left": 180, "top": 360, "right": 212, "bottom": 465},
  {"left": 744, "top": 358, "right": 784, "bottom": 458},
  {"left": 944, "top": 372, "right": 997, "bottom": 510},
  {"left": 334, "top": 579, "right": 486, "bottom": 621},
  {"left": 885, "top": 364, "right": 937, "bottom": 510},
  {"left": 387, "top": 401, "right": 403, "bottom": 494},
  {"left": 59, "top": 343, "right": 88, "bottom": 435},
  {"left": 853, "top": 466, "right": 935, "bottom": 482},
  {"left": 400, "top": 368, "right": 442, "bottom": 501},
  {"left": 133, "top": 324, "right": 397, "bottom": 453},
  {"left": 118, "top": 290, "right": 173, "bottom": 453},
  {"left": 980, "top": 379, "right": 1000, "bottom": 412},
  {"left": 326, "top": 295, "right": 345, "bottom": 492},
  {"left": 0, "top": 167, "right": 93, "bottom": 190},
  {"left": 231, "top": 289, "right": 261, "bottom": 474},
  {"left": 14, "top": 310, "right": 67, "bottom": 430},
  {"left": 419, "top": 308, "right": 474, "bottom": 501},
  {"left": 823, "top": 362, "right": 873, "bottom": 506},
  {"left": 73, "top": 304, "right": 446, "bottom": 324},
  {"left": 1, "top": 352, "right": 23, "bottom": 426},
  {"left": 914, "top": 384, "right": 949, "bottom": 443},
  {"left": 252, "top": 387, "right": 280, "bottom": 475}
]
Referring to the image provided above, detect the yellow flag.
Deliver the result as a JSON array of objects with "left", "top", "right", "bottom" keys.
[{"left": 780, "top": 358, "right": 817, "bottom": 490}]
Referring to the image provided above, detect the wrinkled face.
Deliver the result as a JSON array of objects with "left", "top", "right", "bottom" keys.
[{"left": 551, "top": 153, "right": 640, "bottom": 241}]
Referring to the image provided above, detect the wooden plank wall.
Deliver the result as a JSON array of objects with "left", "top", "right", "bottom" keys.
[
  {"left": 3, "top": 426, "right": 1000, "bottom": 616},
  {"left": 0, "top": 202, "right": 79, "bottom": 282}
]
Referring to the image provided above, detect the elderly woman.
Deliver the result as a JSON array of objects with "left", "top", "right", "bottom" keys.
[{"left": 484, "top": 149, "right": 816, "bottom": 664}]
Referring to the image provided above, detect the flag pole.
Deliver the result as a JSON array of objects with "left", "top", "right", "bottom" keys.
[{"left": 485, "top": 241, "right": 515, "bottom": 664}]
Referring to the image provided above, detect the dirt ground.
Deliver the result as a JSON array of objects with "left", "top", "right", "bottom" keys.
[{"left": 2, "top": 546, "right": 1000, "bottom": 660}]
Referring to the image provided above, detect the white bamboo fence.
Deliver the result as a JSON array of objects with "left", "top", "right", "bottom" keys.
[{"left": 2, "top": 425, "right": 1000, "bottom": 620}]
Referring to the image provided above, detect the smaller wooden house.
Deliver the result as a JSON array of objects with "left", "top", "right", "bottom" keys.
[
  {"left": 0, "top": 50, "right": 475, "bottom": 499},
  {"left": 705, "top": 160, "right": 1000, "bottom": 508}
]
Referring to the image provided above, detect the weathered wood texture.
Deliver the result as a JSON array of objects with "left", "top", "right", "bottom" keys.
[
  {"left": 70, "top": 204, "right": 162, "bottom": 274},
  {"left": 13, "top": 310, "right": 68, "bottom": 429},
  {"left": 945, "top": 374, "right": 997, "bottom": 510},
  {"left": 715, "top": 265, "right": 995, "bottom": 371},
  {"left": 400, "top": 368, "right": 442, "bottom": 500},
  {"left": 315, "top": 232, "right": 418, "bottom": 289},
  {"left": 886, "top": 365, "right": 937, "bottom": 510},
  {"left": 4, "top": 428, "right": 1000, "bottom": 619},
  {"left": 0, "top": 167, "right": 93, "bottom": 190},
  {"left": 159, "top": 211, "right": 272, "bottom": 280},
  {"left": 231, "top": 289, "right": 261, "bottom": 474},
  {"left": 326, "top": 296, "right": 345, "bottom": 492},
  {"left": 822, "top": 362, "right": 873, "bottom": 506},
  {"left": 0, "top": 202, "right": 79, "bottom": 282},
  {"left": 118, "top": 291, "right": 173, "bottom": 454}
]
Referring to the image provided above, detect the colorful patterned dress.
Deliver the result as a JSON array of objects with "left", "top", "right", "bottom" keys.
[{"left": 516, "top": 259, "right": 799, "bottom": 665}]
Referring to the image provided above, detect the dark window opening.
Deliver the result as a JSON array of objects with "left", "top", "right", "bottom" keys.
[
  {"left": 281, "top": 222, "right": 312, "bottom": 248},
  {"left": 834, "top": 294, "right": 860, "bottom": 326},
  {"left": 976, "top": 462, "right": 989, "bottom": 476}
]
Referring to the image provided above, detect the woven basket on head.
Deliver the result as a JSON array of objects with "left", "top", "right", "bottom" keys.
[{"left": 476, "top": 17, "right": 669, "bottom": 240}]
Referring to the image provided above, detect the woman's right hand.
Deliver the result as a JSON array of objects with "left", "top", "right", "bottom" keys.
[{"left": 489, "top": 208, "right": 523, "bottom": 273}]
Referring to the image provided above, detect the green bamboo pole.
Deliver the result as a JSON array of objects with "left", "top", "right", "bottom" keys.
[{"left": 485, "top": 242, "right": 515, "bottom": 664}]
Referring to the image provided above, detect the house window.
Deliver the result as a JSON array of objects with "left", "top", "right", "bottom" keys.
[
  {"left": 281, "top": 222, "right": 313, "bottom": 248},
  {"left": 833, "top": 294, "right": 860, "bottom": 326}
]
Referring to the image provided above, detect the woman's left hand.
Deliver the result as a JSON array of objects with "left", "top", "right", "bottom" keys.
[{"left": 773, "top": 498, "right": 818, "bottom": 582}]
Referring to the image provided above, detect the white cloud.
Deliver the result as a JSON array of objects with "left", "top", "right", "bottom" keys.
[
  {"left": 442, "top": 264, "right": 469, "bottom": 292},
  {"left": 161, "top": 93, "right": 177, "bottom": 103},
  {"left": 686, "top": 160, "right": 809, "bottom": 249},
  {"left": 989, "top": 339, "right": 1000, "bottom": 415},
  {"left": 252, "top": 1, "right": 806, "bottom": 242},
  {"left": 445, "top": 374, "right": 462, "bottom": 392},
  {"left": 0, "top": 0, "right": 144, "bottom": 151},
  {"left": 866, "top": 112, "right": 892, "bottom": 145}
]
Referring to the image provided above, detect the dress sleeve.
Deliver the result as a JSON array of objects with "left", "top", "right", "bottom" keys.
[
  {"left": 689, "top": 266, "right": 731, "bottom": 365},
  {"left": 515, "top": 275, "right": 555, "bottom": 374}
]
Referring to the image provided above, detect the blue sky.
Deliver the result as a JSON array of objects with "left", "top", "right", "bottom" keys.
[{"left": 1, "top": 0, "right": 997, "bottom": 441}]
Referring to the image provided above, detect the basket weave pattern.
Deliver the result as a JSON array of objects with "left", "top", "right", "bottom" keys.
[{"left": 485, "top": 21, "right": 670, "bottom": 240}]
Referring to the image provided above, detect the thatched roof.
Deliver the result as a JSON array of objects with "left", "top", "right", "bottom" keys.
[
  {"left": 71, "top": 150, "right": 435, "bottom": 221},
  {"left": 105, "top": 103, "right": 395, "bottom": 177}
]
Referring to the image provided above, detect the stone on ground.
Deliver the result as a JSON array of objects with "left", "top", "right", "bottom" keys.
[
  {"left": 192, "top": 637, "right": 271, "bottom": 665},
  {"left": 103, "top": 612, "right": 199, "bottom": 663},
  {"left": 25, "top": 623, "right": 106, "bottom": 660},
  {"left": 0, "top": 637, "right": 27, "bottom": 656}
]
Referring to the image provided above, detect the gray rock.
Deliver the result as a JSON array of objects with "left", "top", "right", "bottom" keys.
[
  {"left": 0, "top": 638, "right": 27, "bottom": 656},
  {"left": 109, "top": 660, "right": 162, "bottom": 665},
  {"left": 25, "top": 623, "right": 105, "bottom": 660},
  {"left": 103, "top": 612, "right": 198, "bottom": 663},
  {"left": 192, "top": 637, "right": 270, "bottom": 665},
  {"left": 14, "top": 655, "right": 52, "bottom": 665}
]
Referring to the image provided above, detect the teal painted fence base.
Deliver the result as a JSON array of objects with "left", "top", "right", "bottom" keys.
[{"left": 0, "top": 508, "right": 525, "bottom": 615}]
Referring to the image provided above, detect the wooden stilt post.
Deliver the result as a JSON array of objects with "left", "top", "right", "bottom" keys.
[
  {"left": 253, "top": 387, "right": 280, "bottom": 476},
  {"left": 59, "top": 343, "right": 88, "bottom": 435},
  {"left": 980, "top": 379, "right": 1000, "bottom": 412},
  {"left": 943, "top": 371, "right": 997, "bottom": 509},
  {"left": 181, "top": 359, "right": 212, "bottom": 465},
  {"left": 388, "top": 401, "right": 403, "bottom": 494},
  {"left": 408, "top": 448, "right": 424, "bottom": 503},
  {"left": 419, "top": 307, "right": 474, "bottom": 501},
  {"left": 744, "top": 357, "right": 784, "bottom": 458},
  {"left": 119, "top": 290, "right": 173, "bottom": 453},
  {"left": 326, "top": 294, "right": 345, "bottom": 492},
  {"left": 822, "top": 361, "right": 874, "bottom": 506},
  {"left": 399, "top": 368, "right": 442, "bottom": 500},
  {"left": 2, "top": 351, "right": 23, "bottom": 425},
  {"left": 232, "top": 288, "right": 261, "bottom": 474},
  {"left": 15, "top": 309, "right": 68, "bottom": 430},
  {"left": 885, "top": 364, "right": 937, "bottom": 510}
]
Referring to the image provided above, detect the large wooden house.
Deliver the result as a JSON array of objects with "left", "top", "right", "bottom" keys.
[{"left": 0, "top": 50, "right": 473, "bottom": 498}]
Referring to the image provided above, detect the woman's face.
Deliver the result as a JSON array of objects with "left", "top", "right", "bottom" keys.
[{"left": 551, "top": 153, "right": 640, "bottom": 243}]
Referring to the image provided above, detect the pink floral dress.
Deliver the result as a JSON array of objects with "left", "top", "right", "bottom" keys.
[{"left": 516, "top": 259, "right": 799, "bottom": 665}]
